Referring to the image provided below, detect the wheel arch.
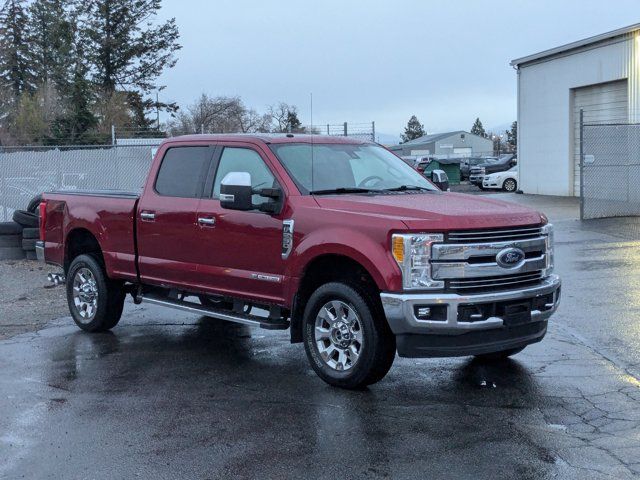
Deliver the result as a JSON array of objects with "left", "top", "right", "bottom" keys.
[
  {"left": 64, "top": 228, "right": 104, "bottom": 273},
  {"left": 289, "top": 253, "right": 383, "bottom": 343}
]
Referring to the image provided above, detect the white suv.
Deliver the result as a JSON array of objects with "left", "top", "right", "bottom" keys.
[{"left": 482, "top": 166, "right": 518, "bottom": 192}]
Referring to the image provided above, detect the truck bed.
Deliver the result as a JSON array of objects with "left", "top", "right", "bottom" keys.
[{"left": 42, "top": 190, "right": 140, "bottom": 281}]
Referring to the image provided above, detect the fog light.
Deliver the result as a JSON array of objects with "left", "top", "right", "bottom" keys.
[{"left": 414, "top": 305, "right": 447, "bottom": 321}]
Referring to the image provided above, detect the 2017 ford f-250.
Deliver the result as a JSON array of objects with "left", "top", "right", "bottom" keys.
[{"left": 37, "top": 134, "right": 560, "bottom": 389}]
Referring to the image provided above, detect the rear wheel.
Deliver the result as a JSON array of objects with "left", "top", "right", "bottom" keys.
[
  {"left": 502, "top": 178, "right": 517, "bottom": 192},
  {"left": 303, "top": 282, "right": 396, "bottom": 389},
  {"left": 66, "top": 254, "right": 125, "bottom": 332},
  {"left": 475, "top": 346, "right": 525, "bottom": 362}
]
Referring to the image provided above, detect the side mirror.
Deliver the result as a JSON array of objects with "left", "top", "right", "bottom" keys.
[
  {"left": 220, "top": 172, "right": 253, "bottom": 211},
  {"left": 431, "top": 169, "right": 450, "bottom": 192}
]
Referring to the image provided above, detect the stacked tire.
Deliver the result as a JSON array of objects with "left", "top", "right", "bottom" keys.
[
  {"left": 0, "top": 221, "right": 24, "bottom": 260},
  {"left": 0, "top": 195, "right": 42, "bottom": 261}
]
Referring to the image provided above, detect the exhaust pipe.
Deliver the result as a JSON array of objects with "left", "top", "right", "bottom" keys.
[{"left": 47, "top": 273, "right": 66, "bottom": 286}]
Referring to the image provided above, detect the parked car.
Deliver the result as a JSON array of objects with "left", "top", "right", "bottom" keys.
[
  {"left": 482, "top": 166, "right": 518, "bottom": 192},
  {"left": 469, "top": 155, "right": 517, "bottom": 188},
  {"left": 38, "top": 135, "right": 559, "bottom": 389},
  {"left": 460, "top": 157, "right": 490, "bottom": 181},
  {"left": 400, "top": 155, "right": 433, "bottom": 173}
]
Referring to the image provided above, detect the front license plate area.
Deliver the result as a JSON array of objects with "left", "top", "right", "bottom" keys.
[{"left": 502, "top": 302, "right": 532, "bottom": 326}]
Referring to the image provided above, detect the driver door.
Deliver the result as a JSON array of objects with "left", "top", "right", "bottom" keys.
[{"left": 195, "top": 144, "right": 287, "bottom": 304}]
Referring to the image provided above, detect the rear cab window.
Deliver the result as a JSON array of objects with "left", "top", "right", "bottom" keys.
[{"left": 155, "top": 146, "right": 212, "bottom": 198}]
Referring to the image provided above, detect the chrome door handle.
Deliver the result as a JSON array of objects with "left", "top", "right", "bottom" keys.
[
  {"left": 140, "top": 212, "right": 155, "bottom": 221},
  {"left": 198, "top": 217, "right": 216, "bottom": 226}
]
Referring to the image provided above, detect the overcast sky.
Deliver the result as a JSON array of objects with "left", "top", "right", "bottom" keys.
[{"left": 157, "top": 0, "right": 639, "bottom": 142}]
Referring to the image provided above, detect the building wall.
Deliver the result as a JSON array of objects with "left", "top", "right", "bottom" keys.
[
  {"left": 434, "top": 133, "right": 492, "bottom": 156},
  {"left": 518, "top": 33, "right": 640, "bottom": 196}
]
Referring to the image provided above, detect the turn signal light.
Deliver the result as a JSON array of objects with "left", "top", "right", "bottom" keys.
[{"left": 392, "top": 236, "right": 404, "bottom": 263}]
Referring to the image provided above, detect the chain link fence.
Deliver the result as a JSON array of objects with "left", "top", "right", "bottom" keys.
[
  {"left": 0, "top": 144, "right": 156, "bottom": 222},
  {"left": 581, "top": 119, "right": 640, "bottom": 219},
  {"left": 308, "top": 122, "right": 376, "bottom": 142}
]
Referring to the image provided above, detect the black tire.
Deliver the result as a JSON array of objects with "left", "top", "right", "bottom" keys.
[
  {"left": 478, "top": 185, "right": 486, "bottom": 191},
  {"left": 26, "top": 194, "right": 42, "bottom": 214},
  {"left": 0, "top": 247, "right": 25, "bottom": 260},
  {"left": 22, "top": 227, "right": 40, "bottom": 239},
  {"left": 0, "top": 222, "right": 23, "bottom": 235},
  {"left": 502, "top": 178, "right": 517, "bottom": 192},
  {"left": 0, "top": 234, "right": 21, "bottom": 248},
  {"left": 22, "top": 238, "right": 37, "bottom": 251},
  {"left": 475, "top": 346, "right": 525, "bottom": 362},
  {"left": 303, "top": 282, "right": 396, "bottom": 389},
  {"left": 12, "top": 210, "right": 39, "bottom": 228},
  {"left": 66, "top": 254, "right": 125, "bottom": 332}
]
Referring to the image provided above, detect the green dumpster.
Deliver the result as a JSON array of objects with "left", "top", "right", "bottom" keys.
[{"left": 423, "top": 159, "right": 461, "bottom": 185}]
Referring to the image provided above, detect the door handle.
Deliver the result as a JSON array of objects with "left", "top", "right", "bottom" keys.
[
  {"left": 140, "top": 211, "right": 155, "bottom": 221},
  {"left": 198, "top": 217, "right": 216, "bottom": 226}
]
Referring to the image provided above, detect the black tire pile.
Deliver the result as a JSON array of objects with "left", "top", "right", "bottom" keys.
[{"left": 0, "top": 195, "right": 41, "bottom": 261}]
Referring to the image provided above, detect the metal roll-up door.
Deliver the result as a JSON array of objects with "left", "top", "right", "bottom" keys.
[{"left": 572, "top": 79, "right": 628, "bottom": 196}]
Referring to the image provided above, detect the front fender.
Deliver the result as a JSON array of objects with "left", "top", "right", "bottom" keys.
[{"left": 286, "top": 227, "right": 401, "bottom": 291}]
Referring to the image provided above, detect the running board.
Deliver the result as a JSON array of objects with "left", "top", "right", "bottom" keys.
[{"left": 140, "top": 295, "right": 290, "bottom": 330}]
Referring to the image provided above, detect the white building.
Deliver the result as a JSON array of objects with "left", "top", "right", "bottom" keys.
[{"left": 512, "top": 23, "right": 640, "bottom": 196}]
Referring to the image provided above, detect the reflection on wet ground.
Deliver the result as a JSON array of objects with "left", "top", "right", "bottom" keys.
[{"left": 1, "top": 304, "right": 640, "bottom": 480}]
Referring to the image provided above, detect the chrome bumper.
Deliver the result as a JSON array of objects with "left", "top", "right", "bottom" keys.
[
  {"left": 380, "top": 274, "right": 561, "bottom": 336},
  {"left": 35, "top": 240, "right": 45, "bottom": 262}
]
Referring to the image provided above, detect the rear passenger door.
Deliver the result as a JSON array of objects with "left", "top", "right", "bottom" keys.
[
  {"left": 136, "top": 145, "right": 215, "bottom": 289},
  {"left": 196, "top": 144, "right": 287, "bottom": 304}
]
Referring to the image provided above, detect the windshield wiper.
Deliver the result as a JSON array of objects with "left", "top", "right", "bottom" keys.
[
  {"left": 381, "top": 185, "right": 433, "bottom": 192},
  {"left": 310, "top": 187, "right": 379, "bottom": 195}
]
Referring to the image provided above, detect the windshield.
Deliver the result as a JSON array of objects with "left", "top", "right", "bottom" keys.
[{"left": 270, "top": 143, "right": 438, "bottom": 194}]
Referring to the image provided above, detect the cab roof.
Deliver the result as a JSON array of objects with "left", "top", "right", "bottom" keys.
[{"left": 162, "top": 133, "right": 372, "bottom": 146}]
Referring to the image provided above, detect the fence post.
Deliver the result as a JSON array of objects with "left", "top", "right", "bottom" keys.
[
  {"left": 579, "top": 108, "right": 584, "bottom": 220},
  {"left": 111, "top": 125, "right": 116, "bottom": 146},
  {"left": 372, "top": 121, "right": 376, "bottom": 142},
  {"left": 0, "top": 147, "right": 6, "bottom": 222},
  {"left": 326, "top": 124, "right": 329, "bottom": 135},
  {"left": 343, "top": 122, "right": 348, "bottom": 136}
]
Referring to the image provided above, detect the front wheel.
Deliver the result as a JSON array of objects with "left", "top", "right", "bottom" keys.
[
  {"left": 502, "top": 178, "right": 517, "bottom": 192},
  {"left": 303, "top": 282, "right": 396, "bottom": 389},
  {"left": 66, "top": 254, "right": 125, "bottom": 332}
]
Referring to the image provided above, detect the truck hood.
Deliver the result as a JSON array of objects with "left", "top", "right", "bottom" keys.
[{"left": 314, "top": 192, "right": 543, "bottom": 231}]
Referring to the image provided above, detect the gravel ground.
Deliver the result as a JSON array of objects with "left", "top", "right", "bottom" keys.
[{"left": 0, "top": 260, "right": 66, "bottom": 340}]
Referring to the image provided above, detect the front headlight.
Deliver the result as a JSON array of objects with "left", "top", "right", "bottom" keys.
[
  {"left": 391, "top": 233, "right": 444, "bottom": 290},
  {"left": 542, "top": 223, "right": 554, "bottom": 275}
]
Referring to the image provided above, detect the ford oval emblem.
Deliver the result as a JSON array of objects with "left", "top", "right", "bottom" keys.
[{"left": 496, "top": 247, "right": 525, "bottom": 269}]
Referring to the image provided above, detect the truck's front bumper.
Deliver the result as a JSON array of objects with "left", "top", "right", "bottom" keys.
[{"left": 380, "top": 274, "right": 561, "bottom": 357}]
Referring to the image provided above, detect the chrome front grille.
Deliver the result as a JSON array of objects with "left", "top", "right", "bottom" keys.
[
  {"left": 448, "top": 271, "right": 544, "bottom": 292},
  {"left": 447, "top": 225, "right": 544, "bottom": 243},
  {"left": 434, "top": 224, "right": 549, "bottom": 293}
]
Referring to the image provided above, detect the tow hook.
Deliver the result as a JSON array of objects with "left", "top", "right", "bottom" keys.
[{"left": 46, "top": 273, "right": 66, "bottom": 287}]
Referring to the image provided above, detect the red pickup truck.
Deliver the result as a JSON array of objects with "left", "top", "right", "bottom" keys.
[{"left": 37, "top": 134, "right": 560, "bottom": 389}]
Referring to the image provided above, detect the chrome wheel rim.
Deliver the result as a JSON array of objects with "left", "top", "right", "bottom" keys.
[
  {"left": 505, "top": 180, "right": 516, "bottom": 191},
  {"left": 72, "top": 268, "right": 98, "bottom": 323},
  {"left": 314, "top": 300, "right": 363, "bottom": 371}
]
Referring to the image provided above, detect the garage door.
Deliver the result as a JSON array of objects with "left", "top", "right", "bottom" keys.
[
  {"left": 453, "top": 147, "right": 472, "bottom": 157},
  {"left": 572, "top": 79, "right": 628, "bottom": 196}
]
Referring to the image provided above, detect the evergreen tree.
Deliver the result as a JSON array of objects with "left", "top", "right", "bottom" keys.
[
  {"left": 81, "top": 0, "right": 181, "bottom": 126},
  {"left": 470, "top": 117, "right": 486, "bottom": 138},
  {"left": 506, "top": 121, "right": 517, "bottom": 151},
  {"left": 286, "top": 109, "right": 303, "bottom": 132},
  {"left": 401, "top": 115, "right": 425, "bottom": 143},
  {"left": 27, "top": 0, "right": 73, "bottom": 90},
  {"left": 0, "top": 0, "right": 33, "bottom": 98}
]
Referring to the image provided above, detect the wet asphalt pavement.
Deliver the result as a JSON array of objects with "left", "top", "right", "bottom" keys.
[{"left": 2, "top": 194, "right": 640, "bottom": 479}]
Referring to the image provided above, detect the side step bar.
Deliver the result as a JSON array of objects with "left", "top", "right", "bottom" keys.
[{"left": 140, "top": 294, "right": 290, "bottom": 330}]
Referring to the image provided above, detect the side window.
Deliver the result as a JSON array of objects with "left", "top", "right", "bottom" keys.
[
  {"left": 213, "top": 147, "right": 276, "bottom": 205},
  {"left": 155, "top": 146, "right": 211, "bottom": 198}
]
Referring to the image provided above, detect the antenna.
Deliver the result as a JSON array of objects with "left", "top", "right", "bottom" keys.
[{"left": 310, "top": 92, "right": 315, "bottom": 192}]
